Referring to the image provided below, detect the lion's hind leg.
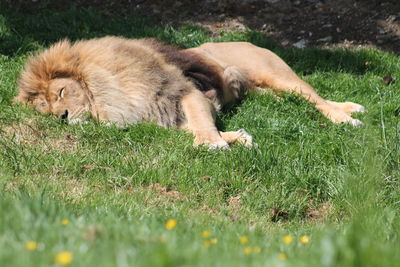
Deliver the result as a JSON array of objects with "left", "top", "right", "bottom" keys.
[
  {"left": 256, "top": 72, "right": 366, "bottom": 126},
  {"left": 192, "top": 42, "right": 365, "bottom": 126}
]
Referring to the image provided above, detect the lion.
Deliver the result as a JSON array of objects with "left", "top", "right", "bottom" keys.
[{"left": 14, "top": 36, "right": 365, "bottom": 149}]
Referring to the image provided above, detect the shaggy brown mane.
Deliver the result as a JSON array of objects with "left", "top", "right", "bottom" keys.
[
  {"left": 16, "top": 40, "right": 85, "bottom": 103},
  {"left": 142, "top": 38, "right": 225, "bottom": 100},
  {"left": 16, "top": 36, "right": 232, "bottom": 128},
  {"left": 16, "top": 38, "right": 227, "bottom": 106}
]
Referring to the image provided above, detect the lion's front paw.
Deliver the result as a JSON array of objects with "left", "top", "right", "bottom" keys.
[
  {"left": 193, "top": 136, "right": 230, "bottom": 150},
  {"left": 207, "top": 141, "right": 230, "bottom": 150},
  {"left": 219, "top": 129, "right": 255, "bottom": 148},
  {"left": 236, "top": 129, "right": 254, "bottom": 148}
]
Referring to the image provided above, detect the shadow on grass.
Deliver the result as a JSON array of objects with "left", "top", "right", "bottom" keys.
[
  {"left": 1, "top": 5, "right": 395, "bottom": 78},
  {"left": 0, "top": 6, "right": 211, "bottom": 55}
]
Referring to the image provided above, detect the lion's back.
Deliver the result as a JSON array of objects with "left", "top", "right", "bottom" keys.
[
  {"left": 17, "top": 36, "right": 219, "bottom": 128},
  {"left": 72, "top": 36, "right": 194, "bottom": 127}
]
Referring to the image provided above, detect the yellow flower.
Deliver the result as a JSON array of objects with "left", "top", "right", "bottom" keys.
[
  {"left": 165, "top": 219, "right": 177, "bottom": 230},
  {"left": 201, "top": 230, "right": 211, "bottom": 238},
  {"left": 279, "top": 253, "right": 287, "bottom": 260},
  {"left": 203, "top": 238, "right": 218, "bottom": 247},
  {"left": 203, "top": 240, "right": 212, "bottom": 248},
  {"left": 25, "top": 241, "right": 38, "bottom": 251},
  {"left": 299, "top": 235, "right": 310, "bottom": 244},
  {"left": 61, "top": 219, "right": 69, "bottom": 226},
  {"left": 210, "top": 238, "right": 218, "bottom": 245},
  {"left": 243, "top": 246, "right": 253, "bottom": 255},
  {"left": 243, "top": 246, "right": 261, "bottom": 255},
  {"left": 239, "top": 236, "right": 249, "bottom": 244},
  {"left": 54, "top": 251, "right": 73, "bottom": 265},
  {"left": 282, "top": 235, "right": 293, "bottom": 244},
  {"left": 253, "top": 246, "right": 261, "bottom": 253}
]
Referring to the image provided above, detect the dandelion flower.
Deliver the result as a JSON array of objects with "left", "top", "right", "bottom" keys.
[
  {"left": 25, "top": 241, "right": 38, "bottom": 251},
  {"left": 54, "top": 251, "right": 73, "bottom": 265},
  {"left": 203, "top": 238, "right": 218, "bottom": 247},
  {"left": 279, "top": 253, "right": 287, "bottom": 260},
  {"left": 201, "top": 230, "right": 211, "bottom": 238},
  {"left": 61, "top": 219, "right": 69, "bottom": 226},
  {"left": 243, "top": 246, "right": 253, "bottom": 255},
  {"left": 210, "top": 238, "right": 218, "bottom": 245},
  {"left": 299, "top": 235, "right": 310, "bottom": 244},
  {"left": 253, "top": 246, "right": 261, "bottom": 253},
  {"left": 203, "top": 240, "right": 212, "bottom": 248},
  {"left": 165, "top": 219, "right": 177, "bottom": 230},
  {"left": 239, "top": 236, "right": 249, "bottom": 244},
  {"left": 282, "top": 235, "right": 293, "bottom": 244}
]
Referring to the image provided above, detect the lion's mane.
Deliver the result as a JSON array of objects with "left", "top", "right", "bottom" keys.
[{"left": 16, "top": 36, "right": 225, "bottom": 127}]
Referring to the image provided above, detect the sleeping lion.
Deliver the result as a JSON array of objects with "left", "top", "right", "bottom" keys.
[{"left": 15, "top": 36, "right": 365, "bottom": 149}]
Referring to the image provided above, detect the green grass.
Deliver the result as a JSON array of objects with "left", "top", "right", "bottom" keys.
[{"left": 1, "top": 5, "right": 400, "bottom": 267}]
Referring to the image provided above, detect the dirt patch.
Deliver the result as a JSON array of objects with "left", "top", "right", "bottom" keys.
[
  {"left": 59, "top": 179, "right": 89, "bottom": 203},
  {"left": 82, "top": 164, "right": 112, "bottom": 171},
  {"left": 145, "top": 183, "right": 184, "bottom": 201},
  {"left": 1, "top": 120, "right": 78, "bottom": 152},
  {"left": 270, "top": 207, "right": 289, "bottom": 222},
  {"left": 7, "top": 0, "right": 399, "bottom": 53},
  {"left": 306, "top": 201, "right": 332, "bottom": 222},
  {"left": 56, "top": 134, "right": 78, "bottom": 148},
  {"left": 268, "top": 201, "right": 333, "bottom": 223},
  {"left": 227, "top": 195, "right": 241, "bottom": 209},
  {"left": 200, "top": 204, "right": 219, "bottom": 215},
  {"left": 140, "top": 0, "right": 400, "bottom": 52},
  {"left": 1, "top": 120, "right": 48, "bottom": 145}
]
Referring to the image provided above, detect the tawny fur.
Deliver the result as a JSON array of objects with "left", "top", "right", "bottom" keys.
[
  {"left": 17, "top": 37, "right": 201, "bottom": 127},
  {"left": 15, "top": 37, "right": 365, "bottom": 149},
  {"left": 189, "top": 42, "right": 365, "bottom": 126},
  {"left": 15, "top": 36, "right": 250, "bottom": 148}
]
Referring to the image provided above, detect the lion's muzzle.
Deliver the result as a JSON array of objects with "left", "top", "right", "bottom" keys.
[{"left": 59, "top": 110, "right": 69, "bottom": 120}]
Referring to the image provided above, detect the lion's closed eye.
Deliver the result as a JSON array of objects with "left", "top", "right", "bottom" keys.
[
  {"left": 33, "top": 99, "right": 50, "bottom": 114},
  {"left": 58, "top": 87, "right": 65, "bottom": 99}
]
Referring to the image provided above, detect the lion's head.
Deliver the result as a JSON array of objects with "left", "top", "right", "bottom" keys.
[
  {"left": 14, "top": 40, "right": 94, "bottom": 124},
  {"left": 47, "top": 78, "right": 91, "bottom": 123},
  {"left": 16, "top": 77, "right": 92, "bottom": 124}
]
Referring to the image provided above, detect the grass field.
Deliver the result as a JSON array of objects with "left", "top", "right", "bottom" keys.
[{"left": 1, "top": 5, "right": 400, "bottom": 267}]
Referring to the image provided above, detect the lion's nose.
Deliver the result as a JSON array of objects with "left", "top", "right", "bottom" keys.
[{"left": 59, "top": 110, "right": 68, "bottom": 120}]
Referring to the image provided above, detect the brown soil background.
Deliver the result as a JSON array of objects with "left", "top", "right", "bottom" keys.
[{"left": 7, "top": 0, "right": 400, "bottom": 52}]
